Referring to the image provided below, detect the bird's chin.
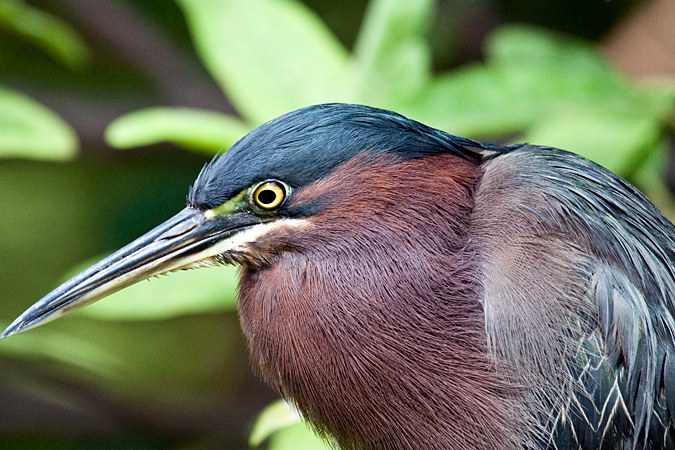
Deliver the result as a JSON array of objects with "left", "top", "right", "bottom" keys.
[{"left": 217, "top": 250, "right": 275, "bottom": 270}]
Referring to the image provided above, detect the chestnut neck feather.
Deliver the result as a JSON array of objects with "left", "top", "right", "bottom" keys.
[{"left": 237, "top": 153, "right": 528, "bottom": 450}]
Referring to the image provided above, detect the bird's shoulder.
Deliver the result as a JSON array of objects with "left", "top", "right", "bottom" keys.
[{"left": 471, "top": 146, "right": 675, "bottom": 449}]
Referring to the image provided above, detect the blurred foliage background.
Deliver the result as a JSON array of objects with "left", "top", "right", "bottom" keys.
[{"left": 1, "top": 0, "right": 674, "bottom": 449}]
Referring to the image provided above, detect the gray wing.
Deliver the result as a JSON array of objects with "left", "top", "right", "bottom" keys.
[
  {"left": 554, "top": 263, "right": 675, "bottom": 449},
  {"left": 474, "top": 147, "right": 675, "bottom": 449}
]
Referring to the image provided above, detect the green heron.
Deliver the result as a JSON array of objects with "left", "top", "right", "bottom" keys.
[{"left": 3, "top": 103, "right": 675, "bottom": 450}]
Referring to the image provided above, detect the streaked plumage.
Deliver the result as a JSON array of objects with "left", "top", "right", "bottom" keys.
[
  {"left": 4, "top": 104, "right": 675, "bottom": 449},
  {"left": 474, "top": 149, "right": 675, "bottom": 449}
]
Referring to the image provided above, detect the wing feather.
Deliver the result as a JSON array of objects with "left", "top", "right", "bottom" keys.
[{"left": 476, "top": 146, "right": 675, "bottom": 449}]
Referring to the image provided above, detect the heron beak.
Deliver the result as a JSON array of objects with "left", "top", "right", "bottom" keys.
[{"left": 2, "top": 207, "right": 256, "bottom": 338}]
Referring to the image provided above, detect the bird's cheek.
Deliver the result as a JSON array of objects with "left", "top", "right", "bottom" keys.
[{"left": 236, "top": 218, "right": 316, "bottom": 266}]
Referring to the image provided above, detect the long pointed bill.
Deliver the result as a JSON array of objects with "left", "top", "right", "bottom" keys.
[{"left": 2, "top": 207, "right": 256, "bottom": 338}]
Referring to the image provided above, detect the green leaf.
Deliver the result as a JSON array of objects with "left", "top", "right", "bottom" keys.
[
  {"left": 631, "top": 82, "right": 675, "bottom": 122},
  {"left": 0, "top": 86, "right": 78, "bottom": 160},
  {"left": 487, "top": 25, "right": 618, "bottom": 79},
  {"left": 177, "top": 0, "right": 349, "bottom": 125},
  {"left": 0, "top": 328, "right": 118, "bottom": 374},
  {"left": 249, "top": 399, "right": 303, "bottom": 447},
  {"left": 347, "top": 0, "right": 433, "bottom": 107},
  {"left": 0, "top": 0, "right": 91, "bottom": 70},
  {"left": 105, "top": 107, "right": 250, "bottom": 153},
  {"left": 401, "top": 65, "right": 527, "bottom": 136},
  {"left": 520, "top": 112, "right": 662, "bottom": 177},
  {"left": 630, "top": 138, "right": 675, "bottom": 222},
  {"left": 65, "top": 255, "right": 240, "bottom": 320},
  {"left": 404, "top": 24, "right": 675, "bottom": 145},
  {"left": 250, "top": 399, "right": 330, "bottom": 449},
  {"left": 267, "top": 422, "right": 331, "bottom": 450},
  {"left": 484, "top": 26, "right": 639, "bottom": 114},
  {"left": 0, "top": 313, "right": 251, "bottom": 399}
]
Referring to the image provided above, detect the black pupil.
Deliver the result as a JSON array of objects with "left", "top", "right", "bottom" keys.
[{"left": 258, "top": 188, "right": 278, "bottom": 205}]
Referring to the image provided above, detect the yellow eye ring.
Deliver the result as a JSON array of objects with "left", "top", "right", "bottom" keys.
[{"left": 253, "top": 181, "right": 286, "bottom": 210}]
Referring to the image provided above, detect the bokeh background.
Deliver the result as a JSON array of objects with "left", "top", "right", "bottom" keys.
[{"left": 1, "top": 0, "right": 674, "bottom": 449}]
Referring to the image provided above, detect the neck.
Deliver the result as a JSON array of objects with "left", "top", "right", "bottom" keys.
[{"left": 238, "top": 154, "right": 528, "bottom": 450}]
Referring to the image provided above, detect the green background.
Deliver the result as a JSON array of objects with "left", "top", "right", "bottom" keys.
[{"left": 1, "top": 0, "right": 673, "bottom": 449}]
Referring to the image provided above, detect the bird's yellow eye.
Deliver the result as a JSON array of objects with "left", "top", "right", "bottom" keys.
[{"left": 253, "top": 181, "right": 286, "bottom": 210}]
